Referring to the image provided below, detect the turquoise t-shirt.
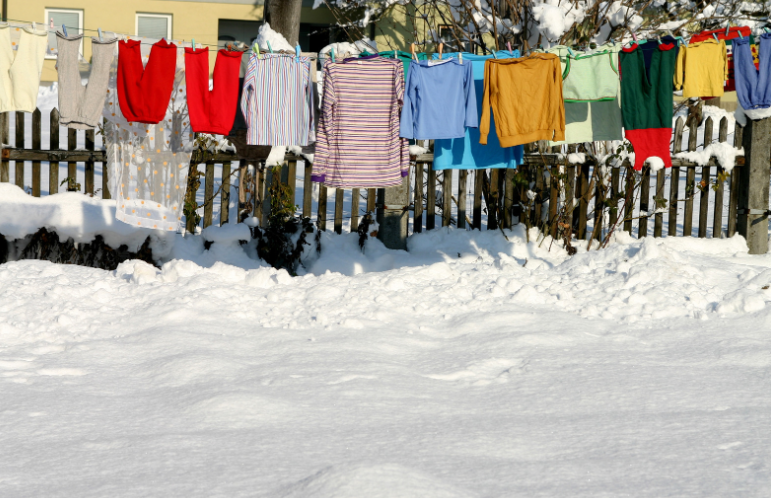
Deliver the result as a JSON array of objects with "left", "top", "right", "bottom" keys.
[{"left": 432, "top": 50, "right": 524, "bottom": 170}]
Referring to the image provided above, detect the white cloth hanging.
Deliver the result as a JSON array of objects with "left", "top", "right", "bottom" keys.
[{"left": 103, "top": 38, "right": 194, "bottom": 232}]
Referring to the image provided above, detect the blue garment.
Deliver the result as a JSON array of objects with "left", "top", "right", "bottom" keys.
[
  {"left": 734, "top": 33, "right": 771, "bottom": 110},
  {"left": 400, "top": 58, "right": 477, "bottom": 140},
  {"left": 432, "top": 50, "right": 524, "bottom": 170}
]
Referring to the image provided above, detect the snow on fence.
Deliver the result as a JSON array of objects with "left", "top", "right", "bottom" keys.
[{"left": 0, "top": 109, "right": 746, "bottom": 243}]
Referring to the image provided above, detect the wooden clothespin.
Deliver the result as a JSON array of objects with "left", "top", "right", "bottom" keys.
[
  {"left": 410, "top": 43, "right": 417, "bottom": 61},
  {"left": 438, "top": 42, "right": 443, "bottom": 60}
]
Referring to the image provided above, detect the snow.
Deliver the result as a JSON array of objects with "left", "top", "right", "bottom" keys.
[
  {"left": 3, "top": 218, "right": 771, "bottom": 495},
  {"left": 646, "top": 155, "right": 665, "bottom": 171},
  {"left": 255, "top": 22, "right": 295, "bottom": 51},
  {"left": 675, "top": 142, "right": 744, "bottom": 172},
  {"left": 736, "top": 104, "right": 771, "bottom": 124}
]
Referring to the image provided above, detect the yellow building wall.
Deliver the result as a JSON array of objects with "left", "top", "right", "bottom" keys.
[{"left": 10, "top": 0, "right": 265, "bottom": 82}]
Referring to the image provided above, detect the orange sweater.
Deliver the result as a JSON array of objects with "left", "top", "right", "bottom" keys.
[{"left": 480, "top": 53, "right": 565, "bottom": 146}]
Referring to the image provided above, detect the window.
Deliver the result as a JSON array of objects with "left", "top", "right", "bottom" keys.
[
  {"left": 44, "top": 8, "right": 83, "bottom": 58},
  {"left": 136, "top": 13, "right": 172, "bottom": 40}
]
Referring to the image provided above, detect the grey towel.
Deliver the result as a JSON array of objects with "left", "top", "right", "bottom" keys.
[{"left": 56, "top": 32, "right": 117, "bottom": 130}]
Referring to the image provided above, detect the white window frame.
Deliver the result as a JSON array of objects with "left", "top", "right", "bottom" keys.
[
  {"left": 44, "top": 8, "right": 83, "bottom": 59},
  {"left": 135, "top": 13, "right": 172, "bottom": 40}
]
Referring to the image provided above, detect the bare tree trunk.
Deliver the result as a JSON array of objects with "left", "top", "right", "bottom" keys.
[{"left": 265, "top": 0, "right": 303, "bottom": 46}]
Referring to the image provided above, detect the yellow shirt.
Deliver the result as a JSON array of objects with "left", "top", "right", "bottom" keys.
[
  {"left": 480, "top": 53, "right": 565, "bottom": 147},
  {"left": 674, "top": 39, "right": 728, "bottom": 98}
]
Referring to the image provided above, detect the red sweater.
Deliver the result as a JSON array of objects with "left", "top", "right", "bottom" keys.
[
  {"left": 184, "top": 47, "right": 242, "bottom": 135},
  {"left": 117, "top": 39, "right": 177, "bottom": 124}
]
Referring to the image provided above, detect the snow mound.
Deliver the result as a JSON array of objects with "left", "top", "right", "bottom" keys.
[
  {"left": 645, "top": 156, "right": 665, "bottom": 171},
  {"left": 674, "top": 142, "right": 744, "bottom": 172},
  {"left": 274, "top": 463, "right": 476, "bottom": 498},
  {"left": 256, "top": 22, "right": 294, "bottom": 51}
]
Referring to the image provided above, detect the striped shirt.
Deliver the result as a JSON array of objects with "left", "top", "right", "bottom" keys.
[
  {"left": 312, "top": 56, "right": 409, "bottom": 188},
  {"left": 240, "top": 53, "right": 314, "bottom": 146}
]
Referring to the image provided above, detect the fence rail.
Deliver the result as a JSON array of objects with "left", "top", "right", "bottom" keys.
[{"left": 0, "top": 108, "right": 746, "bottom": 244}]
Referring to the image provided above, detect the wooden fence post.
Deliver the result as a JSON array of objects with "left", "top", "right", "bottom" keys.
[
  {"left": 737, "top": 117, "right": 771, "bottom": 254},
  {"left": 0, "top": 112, "right": 8, "bottom": 183},
  {"left": 31, "top": 110, "right": 41, "bottom": 197},
  {"left": 377, "top": 174, "right": 409, "bottom": 250},
  {"left": 49, "top": 109, "right": 60, "bottom": 194}
]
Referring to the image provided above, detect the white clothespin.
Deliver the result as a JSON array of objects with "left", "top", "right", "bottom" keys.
[{"left": 459, "top": 53, "right": 463, "bottom": 65}]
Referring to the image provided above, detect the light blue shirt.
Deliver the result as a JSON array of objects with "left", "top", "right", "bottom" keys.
[
  {"left": 400, "top": 58, "right": 478, "bottom": 140},
  {"left": 432, "top": 51, "right": 524, "bottom": 170}
]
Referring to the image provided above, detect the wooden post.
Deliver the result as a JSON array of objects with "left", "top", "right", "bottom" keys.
[
  {"left": 303, "top": 161, "right": 313, "bottom": 219},
  {"left": 49, "top": 109, "right": 59, "bottom": 194},
  {"left": 31, "top": 109, "right": 41, "bottom": 197},
  {"left": 699, "top": 117, "right": 714, "bottom": 238},
  {"left": 623, "top": 162, "right": 634, "bottom": 234},
  {"left": 203, "top": 162, "right": 214, "bottom": 228},
  {"left": 377, "top": 175, "right": 409, "bottom": 250},
  {"left": 578, "top": 163, "right": 589, "bottom": 239},
  {"left": 473, "top": 169, "right": 483, "bottom": 230},
  {"left": 548, "top": 167, "right": 558, "bottom": 237},
  {"left": 426, "top": 168, "right": 436, "bottom": 230},
  {"left": 317, "top": 184, "right": 327, "bottom": 230},
  {"left": 262, "top": 166, "right": 273, "bottom": 227},
  {"left": 0, "top": 112, "right": 8, "bottom": 183},
  {"left": 287, "top": 158, "right": 297, "bottom": 208},
  {"left": 84, "top": 129, "right": 95, "bottom": 195},
  {"left": 442, "top": 170, "right": 452, "bottom": 227},
  {"left": 534, "top": 165, "right": 544, "bottom": 227},
  {"left": 367, "top": 188, "right": 376, "bottom": 214},
  {"left": 488, "top": 169, "right": 499, "bottom": 230},
  {"left": 654, "top": 170, "right": 665, "bottom": 237},
  {"left": 67, "top": 128, "right": 77, "bottom": 191},
  {"left": 683, "top": 126, "right": 698, "bottom": 236},
  {"left": 458, "top": 170, "right": 468, "bottom": 229},
  {"left": 334, "top": 188, "right": 344, "bottom": 234},
  {"left": 221, "top": 161, "right": 231, "bottom": 225},
  {"left": 669, "top": 117, "right": 685, "bottom": 236},
  {"left": 101, "top": 117, "right": 110, "bottom": 199},
  {"left": 713, "top": 117, "right": 728, "bottom": 237},
  {"left": 253, "top": 163, "right": 263, "bottom": 220},
  {"left": 638, "top": 166, "right": 650, "bottom": 237},
  {"left": 15, "top": 112, "right": 24, "bottom": 189},
  {"left": 737, "top": 117, "right": 771, "bottom": 254},
  {"left": 414, "top": 162, "right": 424, "bottom": 232},
  {"left": 728, "top": 124, "right": 743, "bottom": 238},
  {"left": 566, "top": 164, "right": 576, "bottom": 234},
  {"left": 610, "top": 166, "right": 619, "bottom": 227},
  {"left": 350, "top": 188, "right": 360, "bottom": 232}
]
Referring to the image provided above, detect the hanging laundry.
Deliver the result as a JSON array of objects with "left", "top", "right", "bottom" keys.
[
  {"left": 104, "top": 40, "right": 194, "bottom": 231},
  {"left": 359, "top": 50, "right": 427, "bottom": 80},
  {"left": 619, "top": 41, "right": 677, "bottom": 171},
  {"left": 637, "top": 36, "right": 679, "bottom": 75},
  {"left": 0, "top": 24, "right": 48, "bottom": 112},
  {"left": 674, "top": 38, "right": 728, "bottom": 98},
  {"left": 313, "top": 56, "right": 409, "bottom": 188},
  {"left": 117, "top": 38, "right": 177, "bottom": 124},
  {"left": 240, "top": 52, "right": 314, "bottom": 146},
  {"left": 480, "top": 53, "right": 565, "bottom": 147},
  {"left": 400, "top": 57, "right": 477, "bottom": 140},
  {"left": 544, "top": 44, "right": 623, "bottom": 145},
  {"left": 431, "top": 50, "right": 523, "bottom": 170},
  {"left": 733, "top": 32, "right": 771, "bottom": 117},
  {"left": 56, "top": 32, "right": 117, "bottom": 129},
  {"left": 185, "top": 47, "right": 241, "bottom": 135},
  {"left": 691, "top": 27, "right": 752, "bottom": 92}
]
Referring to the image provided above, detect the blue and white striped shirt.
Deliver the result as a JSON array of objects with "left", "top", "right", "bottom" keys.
[{"left": 240, "top": 53, "right": 315, "bottom": 146}]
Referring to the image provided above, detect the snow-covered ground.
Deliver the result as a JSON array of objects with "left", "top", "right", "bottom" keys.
[{"left": 3, "top": 181, "right": 771, "bottom": 496}]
